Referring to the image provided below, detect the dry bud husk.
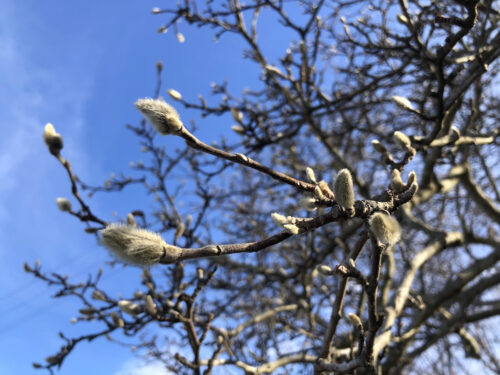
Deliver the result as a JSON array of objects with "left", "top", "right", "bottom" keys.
[
  {"left": 333, "top": 169, "right": 355, "bottom": 210},
  {"left": 101, "top": 224, "right": 181, "bottom": 266},
  {"left": 135, "top": 98, "right": 184, "bottom": 134},
  {"left": 369, "top": 213, "right": 401, "bottom": 246}
]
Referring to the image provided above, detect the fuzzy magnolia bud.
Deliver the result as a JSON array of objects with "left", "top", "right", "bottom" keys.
[
  {"left": 318, "top": 180, "right": 335, "bottom": 199},
  {"left": 118, "top": 300, "right": 142, "bottom": 316},
  {"left": 91, "top": 290, "right": 106, "bottom": 301},
  {"left": 231, "top": 108, "right": 243, "bottom": 123},
  {"left": 111, "top": 312, "right": 125, "bottom": 327},
  {"left": 176, "top": 33, "right": 185, "bottom": 43},
  {"left": 271, "top": 212, "right": 288, "bottom": 226},
  {"left": 392, "top": 95, "right": 414, "bottom": 111},
  {"left": 56, "top": 198, "right": 72, "bottom": 212},
  {"left": 43, "top": 123, "right": 64, "bottom": 155},
  {"left": 333, "top": 169, "right": 355, "bottom": 210},
  {"left": 126, "top": 213, "right": 136, "bottom": 227},
  {"left": 144, "top": 295, "right": 157, "bottom": 315},
  {"left": 167, "top": 89, "right": 182, "bottom": 101},
  {"left": 393, "top": 131, "right": 411, "bottom": 149},
  {"left": 283, "top": 224, "right": 300, "bottom": 235},
  {"left": 407, "top": 171, "right": 417, "bottom": 187},
  {"left": 369, "top": 213, "right": 401, "bottom": 246},
  {"left": 317, "top": 264, "right": 333, "bottom": 275},
  {"left": 306, "top": 167, "right": 317, "bottom": 184},
  {"left": 299, "top": 196, "right": 317, "bottom": 211},
  {"left": 231, "top": 125, "right": 245, "bottom": 135},
  {"left": 135, "top": 98, "right": 183, "bottom": 135},
  {"left": 100, "top": 224, "right": 182, "bottom": 265},
  {"left": 391, "top": 170, "right": 406, "bottom": 193},
  {"left": 371, "top": 140, "right": 387, "bottom": 153},
  {"left": 348, "top": 313, "right": 363, "bottom": 327}
]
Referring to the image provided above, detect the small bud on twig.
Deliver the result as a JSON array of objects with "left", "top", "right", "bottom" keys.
[
  {"left": 43, "top": 123, "right": 64, "bottom": 155},
  {"left": 390, "top": 170, "right": 406, "bottom": 193},
  {"left": 333, "top": 169, "right": 355, "bottom": 210},
  {"left": 392, "top": 95, "right": 414, "bottom": 111},
  {"left": 167, "top": 89, "right": 183, "bottom": 101},
  {"left": 393, "top": 131, "right": 412, "bottom": 149},
  {"left": 371, "top": 140, "right": 387, "bottom": 153},
  {"left": 299, "top": 196, "right": 317, "bottom": 211},
  {"left": 56, "top": 198, "right": 72, "bottom": 212},
  {"left": 135, "top": 98, "right": 184, "bottom": 135},
  {"left": 306, "top": 167, "right": 317, "bottom": 184},
  {"left": 271, "top": 212, "right": 287, "bottom": 226},
  {"left": 368, "top": 213, "right": 401, "bottom": 246},
  {"left": 318, "top": 180, "right": 335, "bottom": 199},
  {"left": 145, "top": 295, "right": 157, "bottom": 315},
  {"left": 317, "top": 264, "right": 334, "bottom": 276},
  {"left": 118, "top": 300, "right": 142, "bottom": 316}
]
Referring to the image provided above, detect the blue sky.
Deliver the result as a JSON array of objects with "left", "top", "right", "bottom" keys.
[
  {"left": 0, "top": 0, "right": 307, "bottom": 373},
  {"left": 0, "top": 0, "right": 240, "bottom": 374}
]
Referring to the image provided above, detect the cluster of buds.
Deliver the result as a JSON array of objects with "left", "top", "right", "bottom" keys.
[
  {"left": 43, "top": 123, "right": 63, "bottom": 156},
  {"left": 391, "top": 170, "right": 418, "bottom": 194},
  {"left": 100, "top": 224, "right": 182, "bottom": 266},
  {"left": 270, "top": 213, "right": 301, "bottom": 235}
]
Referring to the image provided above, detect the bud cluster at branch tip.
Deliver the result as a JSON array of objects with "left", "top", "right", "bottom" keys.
[
  {"left": 43, "top": 123, "right": 64, "bottom": 155},
  {"left": 333, "top": 169, "right": 355, "bottom": 211},
  {"left": 100, "top": 224, "right": 182, "bottom": 266},
  {"left": 135, "top": 98, "right": 184, "bottom": 135}
]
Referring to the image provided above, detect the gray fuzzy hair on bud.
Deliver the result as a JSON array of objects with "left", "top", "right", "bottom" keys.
[
  {"left": 100, "top": 224, "right": 181, "bottom": 266},
  {"left": 333, "top": 169, "right": 355, "bottom": 210},
  {"left": 43, "top": 123, "right": 64, "bottom": 155},
  {"left": 368, "top": 212, "right": 401, "bottom": 246},
  {"left": 135, "top": 98, "right": 184, "bottom": 135},
  {"left": 390, "top": 170, "right": 406, "bottom": 193},
  {"left": 56, "top": 198, "right": 72, "bottom": 212},
  {"left": 393, "top": 131, "right": 412, "bottom": 149},
  {"left": 306, "top": 167, "right": 317, "bottom": 184}
]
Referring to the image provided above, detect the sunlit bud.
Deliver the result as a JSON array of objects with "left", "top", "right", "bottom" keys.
[
  {"left": 145, "top": 295, "right": 157, "bottom": 315},
  {"left": 43, "top": 123, "right": 64, "bottom": 155},
  {"left": 231, "top": 108, "right": 243, "bottom": 123},
  {"left": 111, "top": 311, "right": 125, "bottom": 327},
  {"left": 56, "top": 198, "right": 72, "bottom": 212},
  {"left": 391, "top": 170, "right": 406, "bottom": 193},
  {"left": 135, "top": 98, "right": 184, "bottom": 134},
  {"left": 70, "top": 318, "right": 77, "bottom": 324},
  {"left": 176, "top": 33, "right": 185, "bottom": 43},
  {"left": 217, "top": 336, "right": 224, "bottom": 345},
  {"left": 167, "top": 89, "right": 182, "bottom": 101},
  {"left": 271, "top": 212, "right": 287, "bottom": 226},
  {"left": 134, "top": 291, "right": 144, "bottom": 298},
  {"left": 197, "top": 267, "right": 205, "bottom": 280},
  {"left": 369, "top": 213, "right": 401, "bottom": 246},
  {"left": 283, "top": 224, "right": 300, "bottom": 235},
  {"left": 317, "top": 264, "right": 333, "bottom": 275},
  {"left": 101, "top": 224, "right": 182, "bottom": 266},
  {"left": 174, "top": 222, "right": 185, "bottom": 243},
  {"left": 306, "top": 167, "right": 317, "bottom": 184},
  {"left": 407, "top": 171, "right": 417, "bottom": 187},
  {"left": 371, "top": 140, "right": 387, "bottom": 153},
  {"left": 348, "top": 313, "right": 363, "bottom": 327},
  {"left": 118, "top": 300, "right": 142, "bottom": 316},
  {"left": 235, "top": 153, "right": 249, "bottom": 163},
  {"left": 157, "top": 26, "right": 168, "bottom": 34},
  {"left": 299, "top": 196, "right": 317, "bottom": 211},
  {"left": 333, "top": 169, "right": 355, "bottom": 210},
  {"left": 318, "top": 180, "right": 335, "bottom": 199},
  {"left": 126, "top": 213, "right": 136, "bottom": 227},
  {"left": 392, "top": 96, "right": 414, "bottom": 111},
  {"left": 231, "top": 125, "right": 245, "bottom": 135},
  {"left": 393, "top": 131, "right": 412, "bottom": 149},
  {"left": 314, "top": 186, "right": 325, "bottom": 199},
  {"left": 397, "top": 14, "right": 409, "bottom": 25},
  {"left": 265, "top": 65, "right": 282, "bottom": 75},
  {"left": 91, "top": 290, "right": 106, "bottom": 301},
  {"left": 152, "top": 7, "right": 161, "bottom": 14}
]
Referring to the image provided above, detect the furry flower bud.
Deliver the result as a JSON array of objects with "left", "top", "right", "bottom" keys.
[
  {"left": 100, "top": 224, "right": 181, "bottom": 265},
  {"left": 392, "top": 96, "right": 414, "bottom": 111},
  {"left": 144, "top": 295, "right": 157, "bottom": 315},
  {"left": 393, "top": 131, "right": 411, "bottom": 149},
  {"left": 118, "top": 300, "right": 142, "bottom": 316},
  {"left": 271, "top": 212, "right": 287, "bottom": 226},
  {"left": 371, "top": 140, "right": 387, "bottom": 153},
  {"left": 368, "top": 213, "right": 401, "bottom": 246},
  {"left": 333, "top": 169, "right": 355, "bottom": 210},
  {"left": 135, "top": 98, "right": 184, "bottom": 135},
  {"left": 43, "top": 123, "right": 64, "bottom": 155},
  {"left": 306, "top": 167, "right": 317, "bottom": 184},
  {"left": 56, "top": 198, "right": 72, "bottom": 212},
  {"left": 167, "top": 89, "right": 182, "bottom": 101},
  {"left": 390, "top": 170, "right": 406, "bottom": 193}
]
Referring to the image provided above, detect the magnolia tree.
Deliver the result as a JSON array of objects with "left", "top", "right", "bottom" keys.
[{"left": 29, "top": 0, "right": 500, "bottom": 374}]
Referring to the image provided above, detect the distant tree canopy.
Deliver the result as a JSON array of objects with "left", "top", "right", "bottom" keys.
[{"left": 31, "top": 0, "right": 500, "bottom": 374}]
